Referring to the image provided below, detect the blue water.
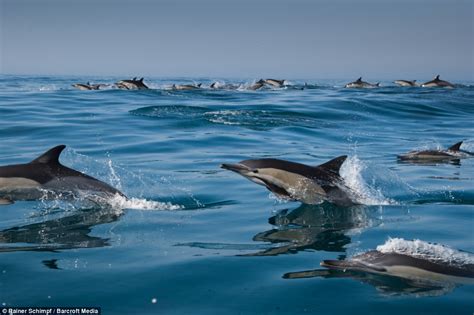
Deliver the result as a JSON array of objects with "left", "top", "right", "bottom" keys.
[{"left": 0, "top": 75, "right": 473, "bottom": 314}]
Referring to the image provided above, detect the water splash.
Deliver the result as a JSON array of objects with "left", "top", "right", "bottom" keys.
[
  {"left": 377, "top": 237, "right": 474, "bottom": 267},
  {"left": 340, "top": 156, "right": 396, "bottom": 205},
  {"left": 105, "top": 194, "right": 183, "bottom": 210}
]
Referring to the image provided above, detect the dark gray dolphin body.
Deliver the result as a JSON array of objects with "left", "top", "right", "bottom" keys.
[
  {"left": 397, "top": 141, "right": 473, "bottom": 163},
  {"left": 394, "top": 80, "right": 418, "bottom": 87},
  {"left": 221, "top": 155, "right": 359, "bottom": 206},
  {"left": 116, "top": 77, "right": 149, "bottom": 90},
  {"left": 321, "top": 250, "right": 474, "bottom": 284},
  {"left": 0, "top": 145, "right": 125, "bottom": 205},
  {"left": 344, "top": 77, "right": 380, "bottom": 88},
  {"left": 421, "top": 75, "right": 455, "bottom": 88}
]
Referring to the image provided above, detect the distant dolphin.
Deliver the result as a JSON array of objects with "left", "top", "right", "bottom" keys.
[
  {"left": 421, "top": 75, "right": 455, "bottom": 88},
  {"left": 115, "top": 77, "right": 149, "bottom": 90},
  {"left": 263, "top": 79, "right": 286, "bottom": 88},
  {"left": 171, "top": 83, "right": 202, "bottom": 90},
  {"left": 397, "top": 141, "right": 473, "bottom": 163},
  {"left": 221, "top": 155, "right": 359, "bottom": 206},
  {"left": 344, "top": 77, "right": 380, "bottom": 88},
  {"left": 0, "top": 145, "right": 125, "bottom": 205},
  {"left": 321, "top": 249, "right": 474, "bottom": 285},
  {"left": 72, "top": 82, "right": 106, "bottom": 90},
  {"left": 394, "top": 80, "right": 418, "bottom": 87},
  {"left": 248, "top": 79, "right": 265, "bottom": 91}
]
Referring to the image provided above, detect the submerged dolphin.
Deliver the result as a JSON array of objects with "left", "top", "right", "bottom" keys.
[
  {"left": 321, "top": 250, "right": 474, "bottom": 285},
  {"left": 394, "top": 80, "right": 418, "bottom": 87},
  {"left": 344, "top": 77, "right": 380, "bottom": 88},
  {"left": 116, "top": 77, "right": 149, "bottom": 90},
  {"left": 221, "top": 155, "right": 359, "bottom": 206},
  {"left": 397, "top": 141, "right": 473, "bottom": 163},
  {"left": 421, "top": 75, "right": 455, "bottom": 88},
  {"left": 0, "top": 145, "right": 125, "bottom": 205}
]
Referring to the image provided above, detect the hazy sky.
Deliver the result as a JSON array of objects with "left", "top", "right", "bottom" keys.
[{"left": 1, "top": 0, "right": 473, "bottom": 79}]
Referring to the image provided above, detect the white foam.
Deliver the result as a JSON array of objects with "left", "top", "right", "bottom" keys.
[
  {"left": 106, "top": 194, "right": 183, "bottom": 211},
  {"left": 340, "top": 156, "right": 395, "bottom": 206},
  {"left": 377, "top": 238, "right": 474, "bottom": 267}
]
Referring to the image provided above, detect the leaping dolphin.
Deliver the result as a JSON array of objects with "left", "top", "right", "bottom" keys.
[
  {"left": 394, "top": 80, "right": 418, "bottom": 87},
  {"left": 115, "top": 77, "right": 149, "bottom": 90},
  {"left": 344, "top": 77, "right": 380, "bottom": 88},
  {"left": 221, "top": 155, "right": 359, "bottom": 206},
  {"left": 72, "top": 82, "right": 106, "bottom": 90},
  {"left": 171, "top": 83, "right": 202, "bottom": 90},
  {"left": 397, "top": 141, "right": 473, "bottom": 163},
  {"left": 421, "top": 75, "right": 455, "bottom": 88},
  {"left": 262, "top": 79, "right": 286, "bottom": 88},
  {"left": 0, "top": 145, "right": 125, "bottom": 205}
]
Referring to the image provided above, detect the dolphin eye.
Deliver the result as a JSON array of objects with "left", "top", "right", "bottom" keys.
[{"left": 252, "top": 170, "right": 259, "bottom": 174}]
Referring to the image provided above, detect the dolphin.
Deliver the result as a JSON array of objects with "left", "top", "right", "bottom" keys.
[
  {"left": 263, "top": 79, "right": 286, "bottom": 88},
  {"left": 72, "top": 82, "right": 106, "bottom": 90},
  {"left": 421, "top": 75, "right": 455, "bottom": 88},
  {"left": 247, "top": 79, "right": 266, "bottom": 91},
  {"left": 344, "top": 77, "right": 380, "bottom": 88},
  {"left": 321, "top": 250, "right": 474, "bottom": 285},
  {"left": 0, "top": 145, "right": 125, "bottom": 205},
  {"left": 221, "top": 155, "right": 359, "bottom": 206},
  {"left": 171, "top": 83, "right": 202, "bottom": 90},
  {"left": 115, "top": 77, "right": 149, "bottom": 90},
  {"left": 394, "top": 80, "right": 418, "bottom": 87},
  {"left": 397, "top": 141, "right": 473, "bottom": 163}
]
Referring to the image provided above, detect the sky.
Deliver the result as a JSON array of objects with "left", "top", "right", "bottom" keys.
[{"left": 1, "top": 0, "right": 473, "bottom": 80}]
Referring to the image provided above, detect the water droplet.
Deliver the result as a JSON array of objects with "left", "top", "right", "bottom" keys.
[{"left": 151, "top": 298, "right": 157, "bottom": 304}]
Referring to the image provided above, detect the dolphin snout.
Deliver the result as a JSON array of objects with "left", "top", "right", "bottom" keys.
[{"left": 220, "top": 163, "right": 250, "bottom": 173}]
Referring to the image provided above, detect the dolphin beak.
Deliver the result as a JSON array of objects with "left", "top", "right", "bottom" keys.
[{"left": 220, "top": 163, "right": 250, "bottom": 173}]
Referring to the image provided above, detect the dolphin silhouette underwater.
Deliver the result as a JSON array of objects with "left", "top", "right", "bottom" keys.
[
  {"left": 394, "top": 80, "right": 418, "bottom": 87},
  {"left": 0, "top": 145, "right": 125, "bottom": 205},
  {"left": 397, "top": 141, "right": 473, "bottom": 163},
  {"left": 221, "top": 155, "right": 360, "bottom": 206}
]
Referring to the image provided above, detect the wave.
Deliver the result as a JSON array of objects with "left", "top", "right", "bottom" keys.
[{"left": 376, "top": 237, "right": 474, "bottom": 267}]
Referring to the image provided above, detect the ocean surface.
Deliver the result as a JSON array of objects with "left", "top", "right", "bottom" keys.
[{"left": 0, "top": 75, "right": 473, "bottom": 314}]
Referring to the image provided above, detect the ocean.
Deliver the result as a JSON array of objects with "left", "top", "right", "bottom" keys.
[{"left": 0, "top": 75, "right": 473, "bottom": 314}]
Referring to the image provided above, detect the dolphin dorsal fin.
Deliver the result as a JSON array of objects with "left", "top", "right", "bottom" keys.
[
  {"left": 132, "top": 77, "right": 137, "bottom": 81},
  {"left": 356, "top": 77, "right": 362, "bottom": 82},
  {"left": 139, "top": 78, "right": 144, "bottom": 82},
  {"left": 316, "top": 155, "right": 348, "bottom": 174},
  {"left": 197, "top": 83, "right": 202, "bottom": 88},
  {"left": 30, "top": 145, "right": 66, "bottom": 165},
  {"left": 448, "top": 141, "right": 463, "bottom": 151},
  {"left": 413, "top": 80, "right": 416, "bottom": 82},
  {"left": 435, "top": 75, "right": 440, "bottom": 80}
]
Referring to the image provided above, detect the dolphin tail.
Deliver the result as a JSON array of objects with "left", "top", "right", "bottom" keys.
[
  {"left": 448, "top": 141, "right": 463, "bottom": 152},
  {"left": 30, "top": 145, "right": 66, "bottom": 165},
  {"left": 375, "top": 82, "right": 380, "bottom": 86}
]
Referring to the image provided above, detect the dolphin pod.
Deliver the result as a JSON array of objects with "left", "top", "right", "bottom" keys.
[{"left": 0, "top": 145, "right": 125, "bottom": 205}]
